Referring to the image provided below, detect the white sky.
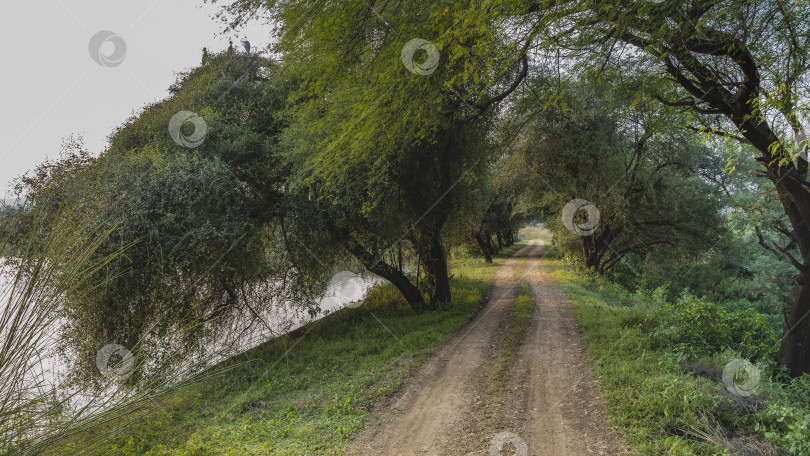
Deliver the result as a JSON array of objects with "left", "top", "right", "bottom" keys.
[{"left": 0, "top": 1, "right": 272, "bottom": 198}]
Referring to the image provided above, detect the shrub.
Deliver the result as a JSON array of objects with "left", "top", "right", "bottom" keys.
[
  {"left": 756, "top": 401, "right": 810, "bottom": 455},
  {"left": 670, "top": 293, "right": 778, "bottom": 362}
]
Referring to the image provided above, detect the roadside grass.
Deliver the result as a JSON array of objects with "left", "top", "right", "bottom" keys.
[
  {"left": 489, "top": 282, "right": 533, "bottom": 392},
  {"left": 567, "top": 293, "right": 728, "bottom": 454},
  {"left": 544, "top": 258, "right": 808, "bottom": 456},
  {"left": 542, "top": 259, "right": 730, "bottom": 455},
  {"left": 38, "top": 244, "right": 524, "bottom": 456}
]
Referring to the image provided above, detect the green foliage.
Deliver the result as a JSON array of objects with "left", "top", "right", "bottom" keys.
[
  {"left": 549, "top": 258, "right": 808, "bottom": 455},
  {"left": 497, "top": 78, "right": 726, "bottom": 273},
  {"left": 757, "top": 401, "right": 810, "bottom": 455},
  {"left": 57, "top": 148, "right": 283, "bottom": 385},
  {"left": 611, "top": 149, "right": 797, "bottom": 324},
  {"left": 669, "top": 294, "right": 779, "bottom": 362},
  {"left": 754, "top": 374, "right": 810, "bottom": 453},
  {"left": 37, "top": 249, "right": 513, "bottom": 455},
  {"left": 11, "top": 52, "right": 333, "bottom": 386}
]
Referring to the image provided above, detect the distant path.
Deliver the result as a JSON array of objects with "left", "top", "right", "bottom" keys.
[{"left": 351, "top": 243, "right": 631, "bottom": 455}]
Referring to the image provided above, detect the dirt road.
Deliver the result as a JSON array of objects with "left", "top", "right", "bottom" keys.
[{"left": 352, "top": 243, "right": 631, "bottom": 456}]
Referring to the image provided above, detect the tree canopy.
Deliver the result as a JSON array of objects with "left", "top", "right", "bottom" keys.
[{"left": 11, "top": 0, "right": 810, "bottom": 386}]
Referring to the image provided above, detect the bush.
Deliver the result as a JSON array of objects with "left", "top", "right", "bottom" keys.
[
  {"left": 757, "top": 401, "right": 810, "bottom": 455},
  {"left": 670, "top": 293, "right": 779, "bottom": 362},
  {"left": 758, "top": 372, "right": 810, "bottom": 448}
]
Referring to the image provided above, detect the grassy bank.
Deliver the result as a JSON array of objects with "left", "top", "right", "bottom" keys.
[
  {"left": 545, "top": 258, "right": 810, "bottom": 456},
  {"left": 38, "top": 244, "right": 524, "bottom": 456}
]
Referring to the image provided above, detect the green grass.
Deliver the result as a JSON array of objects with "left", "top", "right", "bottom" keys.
[
  {"left": 543, "top": 258, "right": 810, "bottom": 456},
  {"left": 39, "top": 244, "right": 524, "bottom": 456},
  {"left": 543, "top": 259, "right": 732, "bottom": 455}
]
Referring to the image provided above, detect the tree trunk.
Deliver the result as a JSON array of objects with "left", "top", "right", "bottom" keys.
[
  {"left": 368, "top": 261, "right": 426, "bottom": 312},
  {"left": 779, "top": 275, "right": 810, "bottom": 377},
  {"left": 496, "top": 232, "right": 504, "bottom": 250},
  {"left": 488, "top": 233, "right": 500, "bottom": 254},
  {"left": 582, "top": 235, "right": 599, "bottom": 270},
  {"left": 769, "top": 163, "right": 810, "bottom": 375},
  {"left": 740, "top": 123, "right": 810, "bottom": 376},
  {"left": 470, "top": 232, "right": 493, "bottom": 263},
  {"left": 345, "top": 241, "right": 426, "bottom": 312},
  {"left": 424, "top": 234, "right": 451, "bottom": 306},
  {"left": 483, "top": 233, "right": 494, "bottom": 255}
]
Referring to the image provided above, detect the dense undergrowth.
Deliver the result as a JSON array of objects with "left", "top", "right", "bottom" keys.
[
  {"left": 31, "top": 245, "right": 523, "bottom": 456},
  {"left": 548, "top": 258, "right": 810, "bottom": 455}
]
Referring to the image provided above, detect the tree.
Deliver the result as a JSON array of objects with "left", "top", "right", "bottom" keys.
[
  {"left": 498, "top": 78, "right": 725, "bottom": 272},
  {"left": 13, "top": 52, "right": 329, "bottom": 384},
  {"left": 282, "top": 94, "right": 496, "bottom": 309},
  {"left": 467, "top": 189, "right": 523, "bottom": 263},
  {"left": 530, "top": 0, "right": 810, "bottom": 375},
  {"left": 213, "top": 0, "right": 532, "bottom": 309}
]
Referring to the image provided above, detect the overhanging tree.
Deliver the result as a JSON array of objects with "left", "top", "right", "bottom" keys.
[
  {"left": 497, "top": 78, "right": 725, "bottom": 273},
  {"left": 213, "top": 0, "right": 810, "bottom": 374},
  {"left": 531, "top": 0, "right": 810, "bottom": 375},
  {"left": 13, "top": 51, "right": 336, "bottom": 384},
  {"left": 215, "top": 0, "right": 536, "bottom": 308}
]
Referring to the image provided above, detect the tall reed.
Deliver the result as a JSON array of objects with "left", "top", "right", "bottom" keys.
[{"left": 0, "top": 203, "right": 121, "bottom": 454}]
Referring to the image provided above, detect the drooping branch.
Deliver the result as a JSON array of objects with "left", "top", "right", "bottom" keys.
[{"left": 600, "top": 239, "right": 673, "bottom": 272}]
